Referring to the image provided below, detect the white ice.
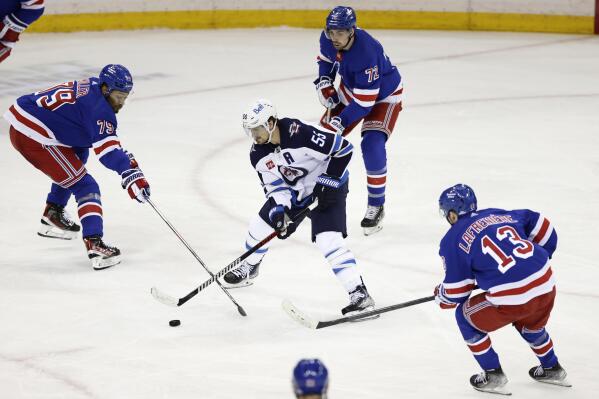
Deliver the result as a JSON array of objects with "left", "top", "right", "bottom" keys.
[{"left": 0, "top": 28, "right": 598, "bottom": 399}]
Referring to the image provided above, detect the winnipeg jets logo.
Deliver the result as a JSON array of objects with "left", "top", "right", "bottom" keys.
[
  {"left": 289, "top": 122, "right": 300, "bottom": 137},
  {"left": 278, "top": 165, "right": 308, "bottom": 186}
]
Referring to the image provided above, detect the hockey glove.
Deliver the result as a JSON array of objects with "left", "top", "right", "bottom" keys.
[
  {"left": 314, "top": 76, "right": 340, "bottom": 109},
  {"left": 434, "top": 284, "right": 458, "bottom": 309},
  {"left": 313, "top": 174, "right": 343, "bottom": 211},
  {"left": 268, "top": 205, "right": 291, "bottom": 238},
  {"left": 323, "top": 116, "right": 345, "bottom": 135},
  {"left": 121, "top": 168, "right": 150, "bottom": 203},
  {"left": 0, "top": 17, "right": 22, "bottom": 64}
]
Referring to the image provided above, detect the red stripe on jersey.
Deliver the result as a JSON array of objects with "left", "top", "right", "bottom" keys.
[
  {"left": 367, "top": 176, "right": 386, "bottom": 185},
  {"left": 392, "top": 88, "right": 404, "bottom": 96},
  {"left": 533, "top": 218, "right": 550, "bottom": 243},
  {"left": 9, "top": 105, "right": 50, "bottom": 138},
  {"left": 353, "top": 92, "right": 378, "bottom": 102},
  {"left": 468, "top": 336, "right": 491, "bottom": 353},
  {"left": 93, "top": 140, "right": 120, "bottom": 155},
  {"left": 78, "top": 204, "right": 103, "bottom": 218},
  {"left": 488, "top": 268, "right": 553, "bottom": 297},
  {"left": 532, "top": 339, "right": 553, "bottom": 355},
  {"left": 445, "top": 283, "right": 476, "bottom": 295}
]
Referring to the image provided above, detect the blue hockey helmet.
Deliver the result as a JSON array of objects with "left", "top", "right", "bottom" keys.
[
  {"left": 99, "top": 64, "right": 133, "bottom": 94},
  {"left": 293, "top": 359, "right": 329, "bottom": 398},
  {"left": 326, "top": 6, "right": 357, "bottom": 31},
  {"left": 439, "top": 184, "right": 477, "bottom": 218}
]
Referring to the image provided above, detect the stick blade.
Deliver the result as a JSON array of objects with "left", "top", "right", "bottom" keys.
[
  {"left": 150, "top": 286, "right": 180, "bottom": 307},
  {"left": 282, "top": 299, "right": 318, "bottom": 329}
]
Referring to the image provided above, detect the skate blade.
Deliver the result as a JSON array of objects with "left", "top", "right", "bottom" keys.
[
  {"left": 222, "top": 280, "right": 254, "bottom": 289},
  {"left": 473, "top": 386, "right": 512, "bottom": 396},
  {"left": 363, "top": 225, "right": 383, "bottom": 236},
  {"left": 92, "top": 255, "right": 121, "bottom": 270},
  {"left": 535, "top": 379, "right": 572, "bottom": 388},
  {"left": 38, "top": 224, "right": 78, "bottom": 240},
  {"left": 344, "top": 306, "right": 381, "bottom": 322}
]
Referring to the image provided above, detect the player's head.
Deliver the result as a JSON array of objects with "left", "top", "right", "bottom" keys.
[
  {"left": 439, "top": 184, "right": 477, "bottom": 224},
  {"left": 99, "top": 64, "right": 133, "bottom": 113},
  {"left": 292, "top": 359, "right": 329, "bottom": 399},
  {"left": 242, "top": 99, "right": 278, "bottom": 145},
  {"left": 325, "top": 6, "right": 356, "bottom": 50}
]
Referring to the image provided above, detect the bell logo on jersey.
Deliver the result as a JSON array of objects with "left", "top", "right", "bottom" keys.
[{"left": 278, "top": 165, "right": 308, "bottom": 185}]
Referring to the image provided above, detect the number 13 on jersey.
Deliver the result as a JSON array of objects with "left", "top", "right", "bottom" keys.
[{"left": 481, "top": 225, "right": 534, "bottom": 273}]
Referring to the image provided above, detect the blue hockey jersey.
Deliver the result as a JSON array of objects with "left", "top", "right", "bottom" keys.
[
  {"left": 317, "top": 28, "right": 402, "bottom": 128},
  {"left": 3, "top": 77, "right": 131, "bottom": 174},
  {"left": 250, "top": 117, "right": 353, "bottom": 209},
  {"left": 439, "top": 208, "right": 558, "bottom": 306},
  {"left": 1, "top": 1, "right": 45, "bottom": 31}
]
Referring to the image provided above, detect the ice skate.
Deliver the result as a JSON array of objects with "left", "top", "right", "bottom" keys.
[
  {"left": 528, "top": 362, "right": 571, "bottom": 387},
  {"left": 223, "top": 261, "right": 260, "bottom": 288},
  {"left": 38, "top": 202, "right": 80, "bottom": 240},
  {"left": 470, "top": 368, "right": 511, "bottom": 395},
  {"left": 361, "top": 205, "right": 384, "bottom": 236},
  {"left": 83, "top": 235, "right": 121, "bottom": 270},
  {"left": 341, "top": 284, "right": 378, "bottom": 320}
]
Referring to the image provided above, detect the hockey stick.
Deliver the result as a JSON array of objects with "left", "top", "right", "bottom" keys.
[
  {"left": 146, "top": 197, "right": 247, "bottom": 316},
  {"left": 282, "top": 295, "right": 435, "bottom": 329},
  {"left": 150, "top": 203, "right": 315, "bottom": 308}
]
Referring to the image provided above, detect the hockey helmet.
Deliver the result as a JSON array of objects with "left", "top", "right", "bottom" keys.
[
  {"left": 326, "top": 6, "right": 357, "bottom": 31},
  {"left": 439, "top": 184, "right": 477, "bottom": 219},
  {"left": 293, "top": 359, "right": 329, "bottom": 398},
  {"left": 99, "top": 64, "right": 133, "bottom": 94},
  {"left": 242, "top": 99, "right": 277, "bottom": 143}
]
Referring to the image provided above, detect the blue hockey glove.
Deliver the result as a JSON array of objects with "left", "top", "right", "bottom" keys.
[
  {"left": 313, "top": 174, "right": 343, "bottom": 210},
  {"left": 121, "top": 168, "right": 150, "bottom": 203},
  {"left": 268, "top": 205, "right": 291, "bottom": 237},
  {"left": 314, "top": 76, "right": 340, "bottom": 109},
  {"left": 434, "top": 284, "right": 458, "bottom": 309}
]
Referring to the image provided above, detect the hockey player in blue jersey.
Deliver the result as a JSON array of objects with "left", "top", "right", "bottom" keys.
[
  {"left": 0, "top": 0, "right": 45, "bottom": 63},
  {"left": 4, "top": 64, "right": 151, "bottom": 270},
  {"left": 314, "top": 6, "right": 403, "bottom": 235},
  {"left": 293, "top": 359, "right": 328, "bottom": 398},
  {"left": 222, "top": 99, "right": 375, "bottom": 316},
  {"left": 434, "top": 184, "right": 570, "bottom": 395}
]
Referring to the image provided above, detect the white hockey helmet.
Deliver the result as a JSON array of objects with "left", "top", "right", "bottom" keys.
[{"left": 242, "top": 99, "right": 277, "bottom": 143}]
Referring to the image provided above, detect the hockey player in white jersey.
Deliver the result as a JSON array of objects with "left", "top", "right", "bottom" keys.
[{"left": 223, "top": 99, "right": 376, "bottom": 316}]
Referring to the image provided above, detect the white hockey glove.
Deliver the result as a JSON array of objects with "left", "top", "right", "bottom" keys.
[
  {"left": 434, "top": 284, "right": 458, "bottom": 309},
  {"left": 323, "top": 116, "right": 345, "bottom": 135},
  {"left": 314, "top": 76, "right": 340, "bottom": 109}
]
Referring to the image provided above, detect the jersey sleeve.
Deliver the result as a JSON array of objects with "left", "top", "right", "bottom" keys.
[
  {"left": 517, "top": 209, "right": 558, "bottom": 258},
  {"left": 250, "top": 144, "right": 293, "bottom": 209},
  {"left": 4, "top": 1, "right": 45, "bottom": 33},
  {"left": 439, "top": 235, "right": 476, "bottom": 305},
  {"left": 301, "top": 123, "right": 354, "bottom": 179},
  {"left": 317, "top": 31, "right": 337, "bottom": 80},
  {"left": 338, "top": 53, "right": 382, "bottom": 127}
]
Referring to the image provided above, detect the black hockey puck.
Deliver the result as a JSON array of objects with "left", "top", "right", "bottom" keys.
[{"left": 169, "top": 319, "right": 181, "bottom": 327}]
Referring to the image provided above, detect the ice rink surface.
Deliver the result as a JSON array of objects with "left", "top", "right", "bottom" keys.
[{"left": 0, "top": 28, "right": 598, "bottom": 398}]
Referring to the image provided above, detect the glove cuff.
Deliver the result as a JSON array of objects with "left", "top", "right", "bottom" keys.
[
  {"left": 121, "top": 168, "right": 144, "bottom": 189},
  {"left": 316, "top": 174, "right": 342, "bottom": 189}
]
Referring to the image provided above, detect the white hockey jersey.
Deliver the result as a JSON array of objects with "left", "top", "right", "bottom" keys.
[{"left": 250, "top": 117, "right": 354, "bottom": 209}]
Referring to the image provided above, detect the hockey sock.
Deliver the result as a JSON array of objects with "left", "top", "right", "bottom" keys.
[
  {"left": 456, "top": 303, "right": 501, "bottom": 370},
  {"left": 517, "top": 326, "right": 558, "bottom": 368},
  {"left": 361, "top": 131, "right": 387, "bottom": 207},
  {"left": 245, "top": 215, "right": 274, "bottom": 265},
  {"left": 315, "top": 231, "right": 362, "bottom": 292},
  {"left": 47, "top": 183, "right": 72, "bottom": 208},
  {"left": 71, "top": 175, "right": 103, "bottom": 237}
]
